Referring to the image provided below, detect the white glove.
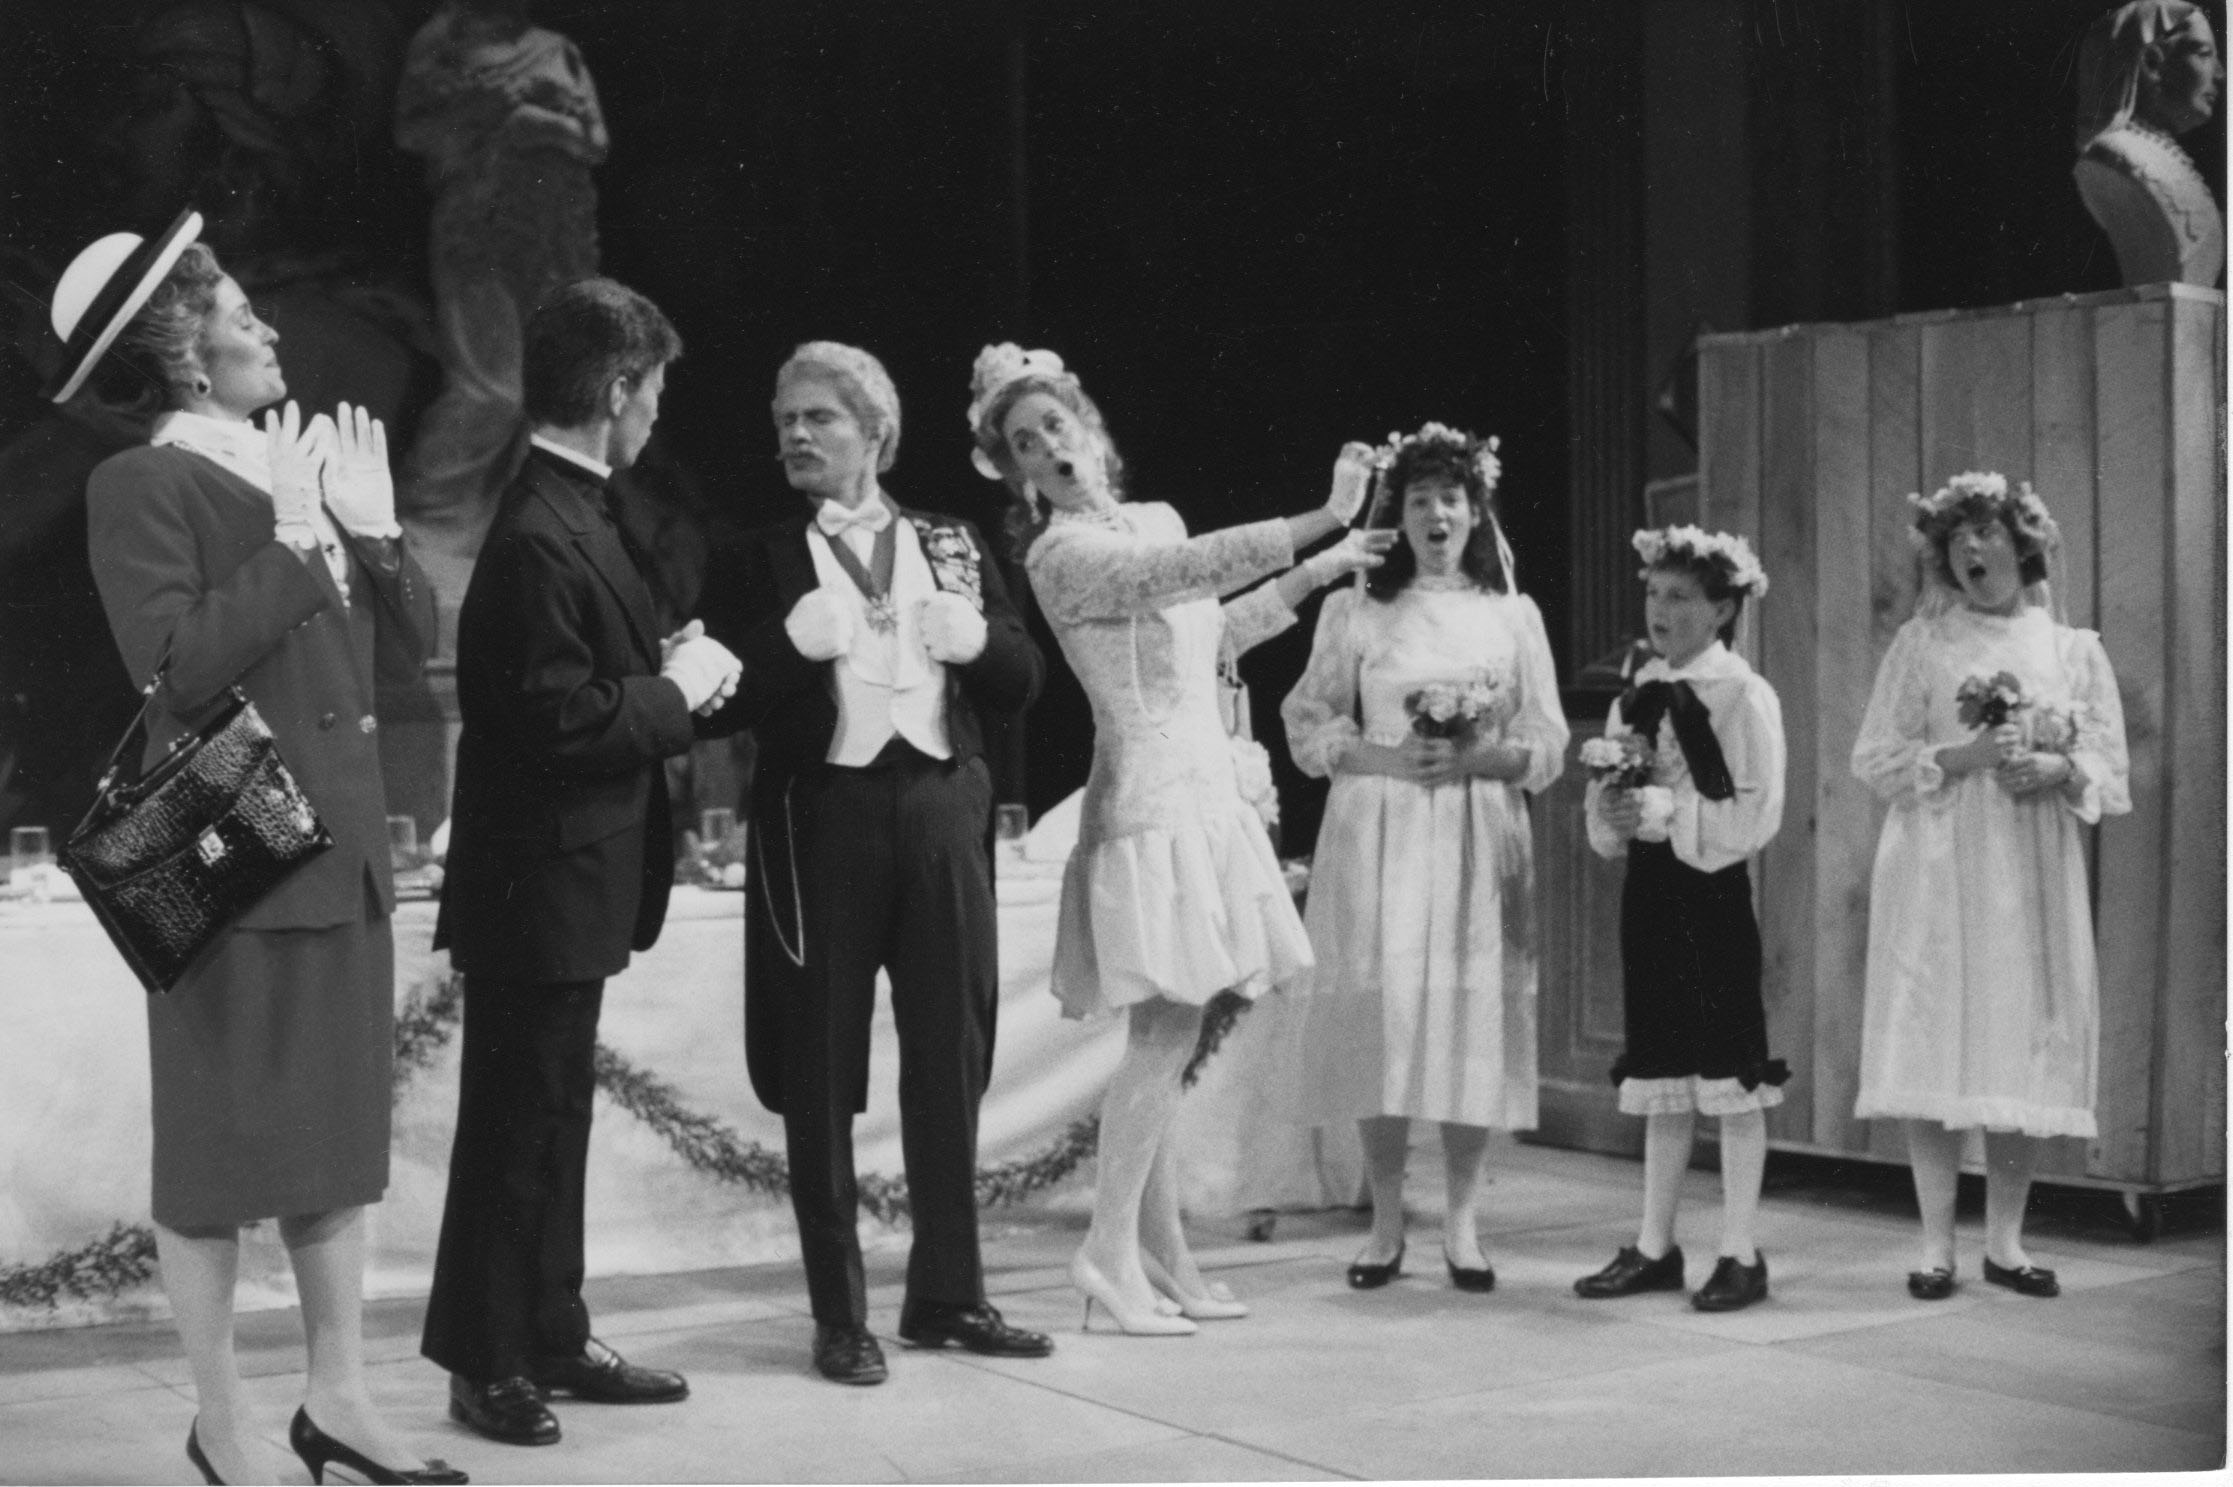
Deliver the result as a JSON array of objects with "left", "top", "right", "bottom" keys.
[
  {"left": 1322, "top": 441, "right": 1378, "bottom": 523},
  {"left": 324, "top": 401, "right": 399, "bottom": 538},
  {"left": 917, "top": 591, "right": 987, "bottom": 664},
  {"left": 663, "top": 634, "right": 742, "bottom": 713},
  {"left": 1299, "top": 527, "right": 1397, "bottom": 588},
  {"left": 784, "top": 587, "right": 857, "bottom": 662},
  {"left": 261, "top": 400, "right": 327, "bottom": 550}
]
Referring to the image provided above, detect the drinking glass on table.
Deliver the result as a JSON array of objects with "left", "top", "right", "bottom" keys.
[
  {"left": 994, "top": 804, "right": 1030, "bottom": 863},
  {"left": 386, "top": 816, "right": 419, "bottom": 872}
]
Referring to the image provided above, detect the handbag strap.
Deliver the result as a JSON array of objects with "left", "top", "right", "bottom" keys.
[{"left": 87, "top": 648, "right": 246, "bottom": 799}]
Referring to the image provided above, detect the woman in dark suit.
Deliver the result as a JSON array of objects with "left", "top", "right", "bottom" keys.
[{"left": 60, "top": 211, "right": 462, "bottom": 1485}]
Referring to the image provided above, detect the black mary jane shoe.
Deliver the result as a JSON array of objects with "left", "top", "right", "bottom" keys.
[
  {"left": 1445, "top": 1249, "right": 1496, "bottom": 1293},
  {"left": 448, "top": 1375, "right": 559, "bottom": 1448},
  {"left": 1573, "top": 1244, "right": 1684, "bottom": 1299},
  {"left": 1906, "top": 1266, "right": 1957, "bottom": 1301},
  {"left": 898, "top": 1299, "right": 1054, "bottom": 1357},
  {"left": 291, "top": 1407, "right": 469, "bottom": 1485},
  {"left": 1982, "top": 1256, "right": 2060, "bottom": 1298},
  {"left": 1346, "top": 1241, "right": 1405, "bottom": 1290},
  {"left": 813, "top": 1323, "right": 890, "bottom": 1385},
  {"left": 528, "top": 1336, "right": 689, "bottom": 1404},
  {"left": 1689, "top": 1251, "right": 1769, "bottom": 1313}
]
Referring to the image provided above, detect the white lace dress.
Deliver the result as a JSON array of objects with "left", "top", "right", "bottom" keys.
[
  {"left": 1851, "top": 604, "right": 2131, "bottom": 1137},
  {"left": 1280, "top": 581, "right": 1568, "bottom": 1129},
  {"left": 1026, "top": 501, "right": 1314, "bottom": 1018}
]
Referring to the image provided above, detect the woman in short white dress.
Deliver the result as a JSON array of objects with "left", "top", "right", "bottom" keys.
[
  {"left": 1852, "top": 472, "right": 2130, "bottom": 1301},
  {"left": 1281, "top": 424, "right": 1566, "bottom": 1292},
  {"left": 966, "top": 343, "right": 1392, "bottom": 1334}
]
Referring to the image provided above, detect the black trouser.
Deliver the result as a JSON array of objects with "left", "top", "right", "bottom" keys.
[
  {"left": 421, "top": 977, "right": 604, "bottom": 1381},
  {"left": 785, "top": 746, "right": 998, "bottom": 1326}
]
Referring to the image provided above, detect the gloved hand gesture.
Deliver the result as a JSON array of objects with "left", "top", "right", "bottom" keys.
[
  {"left": 262, "top": 400, "right": 328, "bottom": 548},
  {"left": 324, "top": 401, "right": 399, "bottom": 539},
  {"left": 785, "top": 587, "right": 857, "bottom": 662},
  {"left": 663, "top": 632, "right": 743, "bottom": 713},
  {"left": 917, "top": 591, "right": 987, "bottom": 664},
  {"left": 1322, "top": 441, "right": 1379, "bottom": 523},
  {"left": 1299, "top": 527, "right": 1399, "bottom": 588}
]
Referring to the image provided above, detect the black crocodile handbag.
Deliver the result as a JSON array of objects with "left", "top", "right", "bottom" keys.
[{"left": 59, "top": 660, "right": 332, "bottom": 993}]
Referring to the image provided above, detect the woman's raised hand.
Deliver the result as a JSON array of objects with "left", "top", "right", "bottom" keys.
[
  {"left": 1596, "top": 785, "right": 1645, "bottom": 839},
  {"left": 1323, "top": 441, "right": 1379, "bottom": 522},
  {"left": 325, "top": 401, "right": 399, "bottom": 538},
  {"left": 262, "top": 400, "right": 327, "bottom": 542},
  {"left": 1298, "top": 527, "right": 1399, "bottom": 588}
]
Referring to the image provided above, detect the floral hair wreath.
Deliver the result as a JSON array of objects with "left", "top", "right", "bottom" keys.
[
  {"left": 1368, "top": 421, "right": 1502, "bottom": 491},
  {"left": 1906, "top": 470, "right": 2059, "bottom": 554},
  {"left": 1632, "top": 525, "right": 1770, "bottom": 599},
  {"left": 966, "top": 342, "right": 1069, "bottom": 479}
]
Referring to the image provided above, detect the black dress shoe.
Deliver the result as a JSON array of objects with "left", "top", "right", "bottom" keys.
[
  {"left": 1346, "top": 1241, "right": 1405, "bottom": 1290},
  {"left": 529, "top": 1336, "right": 689, "bottom": 1403},
  {"left": 1690, "top": 1251, "right": 1769, "bottom": 1312},
  {"left": 448, "top": 1375, "right": 559, "bottom": 1447},
  {"left": 1574, "top": 1244, "right": 1683, "bottom": 1298},
  {"left": 898, "top": 1299, "right": 1055, "bottom": 1357},
  {"left": 290, "top": 1407, "right": 469, "bottom": 1484},
  {"left": 1445, "top": 1251, "right": 1496, "bottom": 1293},
  {"left": 1906, "top": 1266, "right": 1957, "bottom": 1301},
  {"left": 813, "top": 1324, "right": 889, "bottom": 1385},
  {"left": 1982, "top": 1256, "right": 2060, "bottom": 1297}
]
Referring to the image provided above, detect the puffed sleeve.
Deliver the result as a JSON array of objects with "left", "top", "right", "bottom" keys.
[
  {"left": 1669, "top": 674, "right": 1785, "bottom": 871},
  {"left": 1504, "top": 595, "right": 1569, "bottom": 795},
  {"left": 1280, "top": 586, "right": 1364, "bottom": 778},
  {"left": 2058, "top": 627, "right": 2132, "bottom": 824},
  {"left": 1026, "top": 504, "right": 1294, "bottom": 627},
  {"left": 1583, "top": 698, "right": 1630, "bottom": 861},
  {"left": 1851, "top": 618, "right": 1956, "bottom": 802}
]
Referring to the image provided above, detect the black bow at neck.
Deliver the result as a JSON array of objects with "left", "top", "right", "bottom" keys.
[{"left": 1620, "top": 678, "right": 1735, "bottom": 802}]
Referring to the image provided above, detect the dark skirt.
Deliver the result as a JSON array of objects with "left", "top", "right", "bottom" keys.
[
  {"left": 1613, "top": 840, "right": 1787, "bottom": 1093},
  {"left": 146, "top": 890, "right": 394, "bottom": 1229}
]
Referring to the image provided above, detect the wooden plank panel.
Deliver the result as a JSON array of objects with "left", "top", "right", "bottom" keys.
[
  {"left": 2030, "top": 307, "right": 2099, "bottom": 632},
  {"left": 1700, "top": 343, "right": 1765, "bottom": 666},
  {"left": 2087, "top": 297, "right": 2170, "bottom": 1184},
  {"left": 1863, "top": 323, "right": 1921, "bottom": 1164},
  {"left": 1756, "top": 333, "right": 1817, "bottom": 1144},
  {"left": 2155, "top": 295, "right": 2226, "bottom": 1183},
  {"left": 1808, "top": 330, "right": 1874, "bottom": 1152},
  {"left": 1919, "top": 314, "right": 2035, "bottom": 490}
]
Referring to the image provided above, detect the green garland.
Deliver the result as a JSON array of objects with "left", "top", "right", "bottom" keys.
[{"left": 5, "top": 973, "right": 1106, "bottom": 1310}]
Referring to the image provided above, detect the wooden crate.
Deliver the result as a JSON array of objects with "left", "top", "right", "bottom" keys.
[{"left": 1682, "top": 284, "right": 2226, "bottom": 1202}]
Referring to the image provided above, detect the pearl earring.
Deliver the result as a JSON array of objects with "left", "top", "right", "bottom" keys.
[{"left": 192, "top": 377, "right": 212, "bottom": 397}]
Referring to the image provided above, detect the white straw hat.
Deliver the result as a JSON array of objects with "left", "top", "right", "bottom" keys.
[{"left": 46, "top": 207, "right": 203, "bottom": 404}]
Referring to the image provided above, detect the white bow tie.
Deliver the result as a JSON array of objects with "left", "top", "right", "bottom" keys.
[{"left": 816, "top": 499, "right": 893, "bottom": 538}]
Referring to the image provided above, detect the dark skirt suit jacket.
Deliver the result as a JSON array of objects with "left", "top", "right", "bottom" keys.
[
  {"left": 86, "top": 443, "right": 436, "bottom": 1226},
  {"left": 707, "top": 510, "right": 1042, "bottom": 1114},
  {"left": 435, "top": 453, "right": 724, "bottom": 981}
]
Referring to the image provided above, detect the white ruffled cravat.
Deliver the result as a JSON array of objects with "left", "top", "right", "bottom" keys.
[{"left": 816, "top": 498, "right": 893, "bottom": 539}]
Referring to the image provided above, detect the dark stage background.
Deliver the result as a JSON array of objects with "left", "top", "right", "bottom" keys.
[{"left": 0, "top": 0, "right": 2220, "bottom": 851}]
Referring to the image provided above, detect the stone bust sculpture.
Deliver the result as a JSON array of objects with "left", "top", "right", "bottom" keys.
[{"left": 2073, "top": 0, "right": 2225, "bottom": 288}]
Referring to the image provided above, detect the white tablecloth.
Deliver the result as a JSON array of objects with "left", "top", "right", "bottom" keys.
[{"left": 0, "top": 803, "right": 1357, "bottom": 1329}]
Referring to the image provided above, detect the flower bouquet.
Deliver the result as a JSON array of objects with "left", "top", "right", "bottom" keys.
[
  {"left": 1228, "top": 736, "right": 1281, "bottom": 834},
  {"left": 1580, "top": 732, "right": 1674, "bottom": 841},
  {"left": 1404, "top": 677, "right": 1504, "bottom": 742},
  {"left": 1955, "top": 670, "right": 2027, "bottom": 730}
]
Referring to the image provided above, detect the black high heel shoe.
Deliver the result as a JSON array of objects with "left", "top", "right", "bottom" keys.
[
  {"left": 186, "top": 1423, "right": 223, "bottom": 1485},
  {"left": 1346, "top": 1240, "right": 1405, "bottom": 1289},
  {"left": 290, "top": 1407, "right": 470, "bottom": 1485},
  {"left": 1445, "top": 1248, "right": 1496, "bottom": 1293}
]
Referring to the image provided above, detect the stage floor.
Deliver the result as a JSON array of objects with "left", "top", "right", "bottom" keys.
[{"left": 1, "top": 1133, "right": 2220, "bottom": 1483}]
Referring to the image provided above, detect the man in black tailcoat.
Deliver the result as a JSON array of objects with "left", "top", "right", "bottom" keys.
[
  {"left": 711, "top": 341, "right": 1048, "bottom": 1384},
  {"left": 424, "top": 279, "right": 743, "bottom": 1446}
]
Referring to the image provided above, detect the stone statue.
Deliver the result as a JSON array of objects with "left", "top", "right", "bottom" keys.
[
  {"left": 394, "top": 0, "right": 608, "bottom": 624},
  {"left": 2073, "top": 0, "right": 2225, "bottom": 288}
]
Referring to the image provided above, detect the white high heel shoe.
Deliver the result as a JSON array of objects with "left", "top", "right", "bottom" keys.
[
  {"left": 1140, "top": 1251, "right": 1250, "bottom": 1320},
  {"left": 1071, "top": 1254, "right": 1198, "bottom": 1336}
]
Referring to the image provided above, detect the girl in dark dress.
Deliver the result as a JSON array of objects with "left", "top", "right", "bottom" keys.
[
  {"left": 1572, "top": 527, "right": 1787, "bottom": 1314},
  {"left": 58, "top": 211, "right": 461, "bottom": 1484}
]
